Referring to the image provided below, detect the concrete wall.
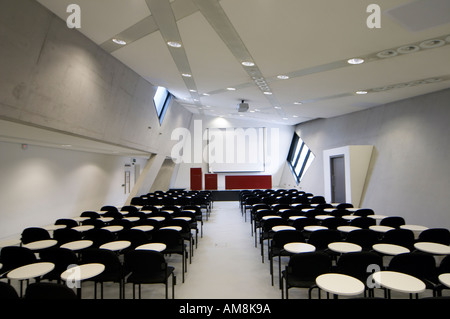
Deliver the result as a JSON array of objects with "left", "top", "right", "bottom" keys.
[
  {"left": 279, "top": 88, "right": 450, "bottom": 228},
  {"left": 0, "top": 0, "right": 193, "bottom": 240},
  {"left": 0, "top": 0, "right": 192, "bottom": 156}
]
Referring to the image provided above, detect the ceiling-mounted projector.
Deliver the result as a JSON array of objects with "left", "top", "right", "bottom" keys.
[{"left": 238, "top": 100, "right": 249, "bottom": 112}]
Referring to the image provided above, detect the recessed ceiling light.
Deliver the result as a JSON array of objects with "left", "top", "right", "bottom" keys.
[
  {"left": 397, "top": 45, "right": 420, "bottom": 54},
  {"left": 274, "top": 106, "right": 281, "bottom": 109},
  {"left": 167, "top": 41, "right": 182, "bottom": 48},
  {"left": 242, "top": 61, "right": 255, "bottom": 66},
  {"left": 347, "top": 58, "right": 365, "bottom": 65},
  {"left": 226, "top": 87, "right": 236, "bottom": 91},
  {"left": 277, "top": 75, "right": 289, "bottom": 80},
  {"left": 376, "top": 49, "right": 398, "bottom": 58},
  {"left": 293, "top": 115, "right": 299, "bottom": 118},
  {"left": 419, "top": 39, "right": 445, "bottom": 49},
  {"left": 294, "top": 101, "right": 303, "bottom": 105},
  {"left": 356, "top": 90, "right": 368, "bottom": 95},
  {"left": 263, "top": 91, "right": 272, "bottom": 95},
  {"left": 112, "top": 38, "right": 127, "bottom": 45},
  {"left": 189, "top": 89, "right": 197, "bottom": 92},
  {"left": 202, "top": 93, "right": 210, "bottom": 96},
  {"left": 182, "top": 73, "right": 192, "bottom": 77}
]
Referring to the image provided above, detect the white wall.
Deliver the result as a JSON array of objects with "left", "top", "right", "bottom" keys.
[
  {"left": 171, "top": 114, "right": 294, "bottom": 190},
  {"left": 279, "top": 88, "right": 450, "bottom": 229},
  {"left": 0, "top": 141, "right": 148, "bottom": 240}
]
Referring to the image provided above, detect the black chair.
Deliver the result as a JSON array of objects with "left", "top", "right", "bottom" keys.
[
  {"left": 269, "top": 230, "right": 305, "bottom": 287},
  {"left": 336, "top": 203, "right": 353, "bottom": 209},
  {"left": 182, "top": 205, "right": 204, "bottom": 237},
  {"left": 380, "top": 229, "right": 415, "bottom": 251},
  {"left": 310, "top": 196, "right": 326, "bottom": 204},
  {"left": 117, "top": 229, "right": 150, "bottom": 252},
  {"left": 53, "top": 228, "right": 83, "bottom": 246},
  {"left": 436, "top": 255, "right": 450, "bottom": 296},
  {"left": 263, "top": 219, "right": 289, "bottom": 259},
  {"left": 102, "top": 210, "right": 124, "bottom": 220},
  {"left": 0, "top": 246, "right": 37, "bottom": 275},
  {"left": 345, "top": 229, "right": 379, "bottom": 251},
  {"left": 120, "top": 205, "right": 139, "bottom": 214},
  {"left": 165, "top": 219, "right": 194, "bottom": 263},
  {"left": 80, "top": 211, "right": 100, "bottom": 219},
  {"left": 38, "top": 247, "right": 79, "bottom": 283},
  {"left": 329, "top": 209, "right": 349, "bottom": 218},
  {"left": 353, "top": 209, "right": 375, "bottom": 217},
  {"left": 151, "top": 229, "right": 187, "bottom": 283},
  {"left": 320, "top": 217, "right": 348, "bottom": 230},
  {"left": 20, "top": 227, "right": 51, "bottom": 245},
  {"left": 24, "top": 282, "right": 77, "bottom": 300},
  {"left": 124, "top": 250, "right": 175, "bottom": 299},
  {"left": 334, "top": 251, "right": 383, "bottom": 297},
  {"left": 387, "top": 252, "right": 440, "bottom": 297},
  {"left": 81, "top": 218, "right": 105, "bottom": 229},
  {"left": 349, "top": 217, "right": 376, "bottom": 229},
  {"left": 281, "top": 251, "right": 332, "bottom": 299},
  {"left": 292, "top": 218, "right": 318, "bottom": 232},
  {"left": 81, "top": 248, "right": 127, "bottom": 299},
  {"left": 307, "top": 229, "right": 342, "bottom": 251},
  {"left": 380, "top": 216, "right": 405, "bottom": 229},
  {"left": 83, "top": 228, "right": 116, "bottom": 248},
  {"left": 0, "top": 282, "right": 19, "bottom": 299},
  {"left": 55, "top": 219, "right": 78, "bottom": 229},
  {"left": 417, "top": 228, "right": 450, "bottom": 245}
]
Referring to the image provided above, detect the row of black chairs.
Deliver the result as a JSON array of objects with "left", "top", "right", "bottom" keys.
[
  {"left": 1, "top": 198, "right": 213, "bottom": 299},
  {"left": 239, "top": 189, "right": 450, "bottom": 299},
  {"left": 0, "top": 245, "right": 176, "bottom": 299},
  {"left": 281, "top": 249, "right": 450, "bottom": 299},
  {"left": 130, "top": 190, "right": 212, "bottom": 217}
]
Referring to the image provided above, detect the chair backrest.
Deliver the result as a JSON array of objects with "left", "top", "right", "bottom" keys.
[
  {"left": 125, "top": 250, "right": 166, "bottom": 274},
  {"left": 380, "top": 216, "right": 405, "bottom": 228},
  {"left": 271, "top": 230, "right": 305, "bottom": 249},
  {"left": 53, "top": 228, "right": 83, "bottom": 245},
  {"left": 388, "top": 252, "right": 438, "bottom": 282},
  {"left": 329, "top": 209, "right": 349, "bottom": 218},
  {"left": 349, "top": 217, "right": 376, "bottom": 229},
  {"left": 55, "top": 219, "right": 78, "bottom": 228},
  {"left": 345, "top": 229, "right": 379, "bottom": 250},
  {"left": 438, "top": 255, "right": 450, "bottom": 274},
  {"left": 25, "top": 282, "right": 77, "bottom": 300},
  {"left": 39, "top": 247, "right": 78, "bottom": 279},
  {"left": 287, "top": 252, "right": 332, "bottom": 280},
  {"left": 21, "top": 227, "right": 51, "bottom": 244},
  {"left": 261, "top": 218, "right": 288, "bottom": 232},
  {"left": 81, "top": 248, "right": 122, "bottom": 275},
  {"left": 380, "top": 229, "right": 415, "bottom": 250},
  {"left": 417, "top": 228, "right": 450, "bottom": 245},
  {"left": 335, "top": 251, "right": 383, "bottom": 282},
  {"left": 307, "top": 229, "right": 342, "bottom": 250},
  {"left": 120, "top": 205, "right": 139, "bottom": 214},
  {"left": 353, "top": 209, "right": 375, "bottom": 217},
  {"left": 83, "top": 228, "right": 116, "bottom": 247},
  {"left": 80, "top": 211, "right": 100, "bottom": 219},
  {"left": 0, "top": 282, "right": 19, "bottom": 299},
  {"left": 117, "top": 229, "right": 149, "bottom": 248},
  {"left": 0, "top": 246, "right": 37, "bottom": 272},
  {"left": 336, "top": 203, "right": 354, "bottom": 209},
  {"left": 81, "top": 218, "right": 106, "bottom": 229},
  {"left": 151, "top": 229, "right": 182, "bottom": 248},
  {"left": 292, "top": 218, "right": 317, "bottom": 231},
  {"left": 320, "top": 217, "right": 348, "bottom": 230},
  {"left": 101, "top": 205, "right": 119, "bottom": 213}
]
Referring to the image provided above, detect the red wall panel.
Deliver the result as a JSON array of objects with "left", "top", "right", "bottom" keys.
[
  {"left": 225, "top": 175, "right": 272, "bottom": 190},
  {"left": 190, "top": 168, "right": 202, "bottom": 190},
  {"left": 205, "top": 174, "right": 218, "bottom": 190}
]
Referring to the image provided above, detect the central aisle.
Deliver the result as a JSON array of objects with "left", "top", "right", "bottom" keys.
[{"left": 174, "top": 201, "right": 281, "bottom": 299}]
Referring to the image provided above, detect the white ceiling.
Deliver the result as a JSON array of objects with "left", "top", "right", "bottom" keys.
[{"left": 35, "top": 0, "right": 450, "bottom": 126}]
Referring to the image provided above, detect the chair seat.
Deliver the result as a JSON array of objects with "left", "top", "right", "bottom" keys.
[{"left": 127, "top": 266, "right": 175, "bottom": 284}]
